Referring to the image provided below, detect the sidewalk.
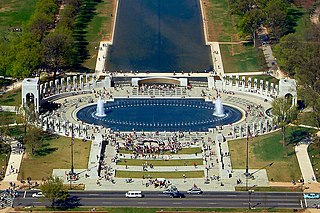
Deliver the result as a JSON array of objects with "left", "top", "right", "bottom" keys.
[
  {"left": 295, "top": 143, "right": 316, "bottom": 184},
  {"left": 3, "top": 141, "right": 23, "bottom": 182}
]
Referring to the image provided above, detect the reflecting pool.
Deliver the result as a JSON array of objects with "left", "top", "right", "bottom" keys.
[{"left": 106, "top": 0, "right": 212, "bottom": 72}]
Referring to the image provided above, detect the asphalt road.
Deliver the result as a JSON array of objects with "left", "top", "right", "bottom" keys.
[{"left": 13, "top": 191, "right": 305, "bottom": 209}]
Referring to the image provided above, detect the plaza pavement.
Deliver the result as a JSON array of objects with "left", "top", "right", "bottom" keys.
[{"left": 1, "top": 86, "right": 317, "bottom": 194}]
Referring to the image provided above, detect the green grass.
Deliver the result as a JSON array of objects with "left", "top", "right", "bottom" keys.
[
  {"left": 0, "top": 0, "right": 36, "bottom": 35},
  {"left": 205, "top": 0, "right": 239, "bottom": 42},
  {"left": 235, "top": 186, "right": 303, "bottom": 192},
  {"left": 295, "top": 112, "right": 319, "bottom": 127},
  {"left": 20, "top": 207, "right": 296, "bottom": 212},
  {"left": 229, "top": 126, "right": 315, "bottom": 181},
  {"left": 117, "top": 159, "right": 203, "bottom": 166},
  {"left": 19, "top": 135, "right": 91, "bottom": 180},
  {"left": 221, "top": 43, "right": 268, "bottom": 73},
  {"left": 0, "top": 89, "right": 22, "bottom": 106},
  {"left": 118, "top": 147, "right": 202, "bottom": 155},
  {"left": 80, "top": 0, "right": 114, "bottom": 70},
  {"left": 116, "top": 171, "right": 204, "bottom": 179},
  {"left": 308, "top": 142, "right": 320, "bottom": 182},
  {"left": 0, "top": 111, "right": 18, "bottom": 124},
  {"left": 6, "top": 125, "right": 24, "bottom": 137}
]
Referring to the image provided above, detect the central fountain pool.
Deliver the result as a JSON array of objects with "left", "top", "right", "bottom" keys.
[{"left": 76, "top": 99, "right": 242, "bottom": 131}]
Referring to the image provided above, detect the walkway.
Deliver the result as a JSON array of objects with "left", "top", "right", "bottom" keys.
[
  {"left": 295, "top": 142, "right": 316, "bottom": 184},
  {"left": 3, "top": 141, "right": 23, "bottom": 182}
]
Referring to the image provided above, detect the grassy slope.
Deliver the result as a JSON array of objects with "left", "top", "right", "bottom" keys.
[
  {"left": 117, "top": 159, "right": 203, "bottom": 166},
  {"left": 116, "top": 170, "right": 204, "bottom": 179},
  {"left": 0, "top": 0, "right": 36, "bottom": 33},
  {"left": 81, "top": 0, "right": 114, "bottom": 70},
  {"left": 19, "top": 135, "right": 91, "bottom": 180},
  {"left": 229, "top": 126, "right": 314, "bottom": 181},
  {"left": 0, "top": 89, "right": 21, "bottom": 106}
]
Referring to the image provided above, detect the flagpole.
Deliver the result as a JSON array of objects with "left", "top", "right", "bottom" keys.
[{"left": 71, "top": 124, "right": 75, "bottom": 174}]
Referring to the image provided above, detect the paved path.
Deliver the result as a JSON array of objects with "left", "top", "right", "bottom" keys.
[
  {"left": 3, "top": 141, "right": 23, "bottom": 182},
  {"left": 295, "top": 143, "right": 316, "bottom": 184}
]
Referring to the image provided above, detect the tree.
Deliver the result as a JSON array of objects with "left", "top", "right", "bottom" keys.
[
  {"left": 238, "top": 8, "right": 265, "bottom": 46},
  {"left": 272, "top": 97, "right": 297, "bottom": 156},
  {"left": 273, "top": 33, "right": 303, "bottom": 77},
  {"left": 24, "top": 125, "right": 43, "bottom": 155},
  {"left": 264, "top": 0, "right": 290, "bottom": 40},
  {"left": 41, "top": 29, "right": 76, "bottom": 80},
  {"left": 40, "top": 176, "right": 68, "bottom": 207}
]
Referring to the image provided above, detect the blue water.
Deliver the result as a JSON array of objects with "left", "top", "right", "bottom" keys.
[
  {"left": 106, "top": 0, "right": 212, "bottom": 73},
  {"left": 76, "top": 99, "right": 242, "bottom": 131}
]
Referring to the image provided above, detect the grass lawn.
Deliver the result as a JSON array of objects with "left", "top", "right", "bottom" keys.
[
  {"left": 19, "top": 135, "right": 91, "bottom": 180},
  {"left": 235, "top": 186, "right": 303, "bottom": 192},
  {"left": 308, "top": 142, "right": 320, "bottom": 182},
  {"left": 0, "top": 89, "right": 21, "bottom": 106},
  {"left": 0, "top": 111, "right": 18, "bottom": 124},
  {"left": 229, "top": 126, "right": 315, "bottom": 182},
  {"left": 204, "top": 0, "right": 239, "bottom": 42},
  {"left": 6, "top": 125, "right": 24, "bottom": 137},
  {"left": 0, "top": 0, "right": 36, "bottom": 34},
  {"left": 221, "top": 43, "right": 268, "bottom": 73},
  {"left": 117, "top": 159, "right": 203, "bottom": 167},
  {"left": 295, "top": 112, "right": 319, "bottom": 127},
  {"left": 23, "top": 207, "right": 295, "bottom": 212},
  {"left": 81, "top": 0, "right": 115, "bottom": 70},
  {"left": 118, "top": 147, "right": 202, "bottom": 155},
  {"left": 116, "top": 171, "right": 204, "bottom": 179}
]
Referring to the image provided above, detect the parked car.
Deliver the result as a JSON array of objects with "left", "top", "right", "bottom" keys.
[
  {"left": 32, "top": 192, "right": 44, "bottom": 198},
  {"left": 169, "top": 191, "right": 185, "bottom": 198},
  {"left": 304, "top": 193, "right": 320, "bottom": 199},
  {"left": 187, "top": 187, "right": 203, "bottom": 194}
]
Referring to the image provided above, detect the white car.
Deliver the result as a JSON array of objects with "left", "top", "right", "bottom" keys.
[
  {"left": 187, "top": 187, "right": 203, "bottom": 194},
  {"left": 32, "top": 192, "right": 44, "bottom": 198}
]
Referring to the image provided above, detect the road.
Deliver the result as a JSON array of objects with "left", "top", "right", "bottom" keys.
[{"left": 13, "top": 191, "right": 305, "bottom": 209}]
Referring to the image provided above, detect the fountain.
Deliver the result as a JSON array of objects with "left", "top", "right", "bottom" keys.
[
  {"left": 213, "top": 96, "right": 225, "bottom": 117},
  {"left": 95, "top": 97, "right": 106, "bottom": 117}
]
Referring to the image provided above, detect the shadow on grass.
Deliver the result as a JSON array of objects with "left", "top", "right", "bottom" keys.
[
  {"left": 73, "top": 0, "right": 101, "bottom": 70},
  {"left": 34, "top": 142, "right": 58, "bottom": 156}
]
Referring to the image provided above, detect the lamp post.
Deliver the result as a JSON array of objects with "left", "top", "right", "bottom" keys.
[{"left": 248, "top": 184, "right": 256, "bottom": 210}]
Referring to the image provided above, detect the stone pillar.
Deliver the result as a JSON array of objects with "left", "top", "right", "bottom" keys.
[
  {"left": 260, "top": 80, "right": 264, "bottom": 94},
  {"left": 241, "top": 76, "right": 246, "bottom": 90},
  {"left": 239, "top": 124, "right": 242, "bottom": 138},
  {"left": 235, "top": 75, "right": 239, "bottom": 88},
  {"left": 265, "top": 81, "right": 269, "bottom": 95},
  {"left": 55, "top": 79, "right": 59, "bottom": 94},
  {"left": 67, "top": 77, "right": 72, "bottom": 92},
  {"left": 254, "top": 79, "right": 258, "bottom": 91},
  {"left": 49, "top": 81, "right": 53, "bottom": 94},
  {"left": 80, "top": 75, "right": 84, "bottom": 90},
  {"left": 39, "top": 84, "right": 43, "bottom": 98},
  {"left": 270, "top": 83, "right": 274, "bottom": 96},
  {"left": 258, "top": 121, "right": 262, "bottom": 134},
  {"left": 61, "top": 78, "right": 65, "bottom": 92},
  {"left": 248, "top": 78, "right": 252, "bottom": 91},
  {"left": 73, "top": 76, "right": 77, "bottom": 91},
  {"left": 275, "top": 84, "right": 279, "bottom": 96}
]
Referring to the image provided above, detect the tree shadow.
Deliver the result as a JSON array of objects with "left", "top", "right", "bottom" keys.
[
  {"left": 73, "top": 0, "right": 101, "bottom": 69},
  {"left": 285, "top": 7, "right": 304, "bottom": 34},
  {"left": 34, "top": 143, "right": 58, "bottom": 156},
  {"left": 54, "top": 195, "right": 81, "bottom": 210}
]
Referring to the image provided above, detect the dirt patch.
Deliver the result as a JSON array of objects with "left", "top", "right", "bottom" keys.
[
  {"left": 293, "top": 0, "right": 315, "bottom": 8},
  {"left": 0, "top": 6, "right": 12, "bottom": 13}
]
